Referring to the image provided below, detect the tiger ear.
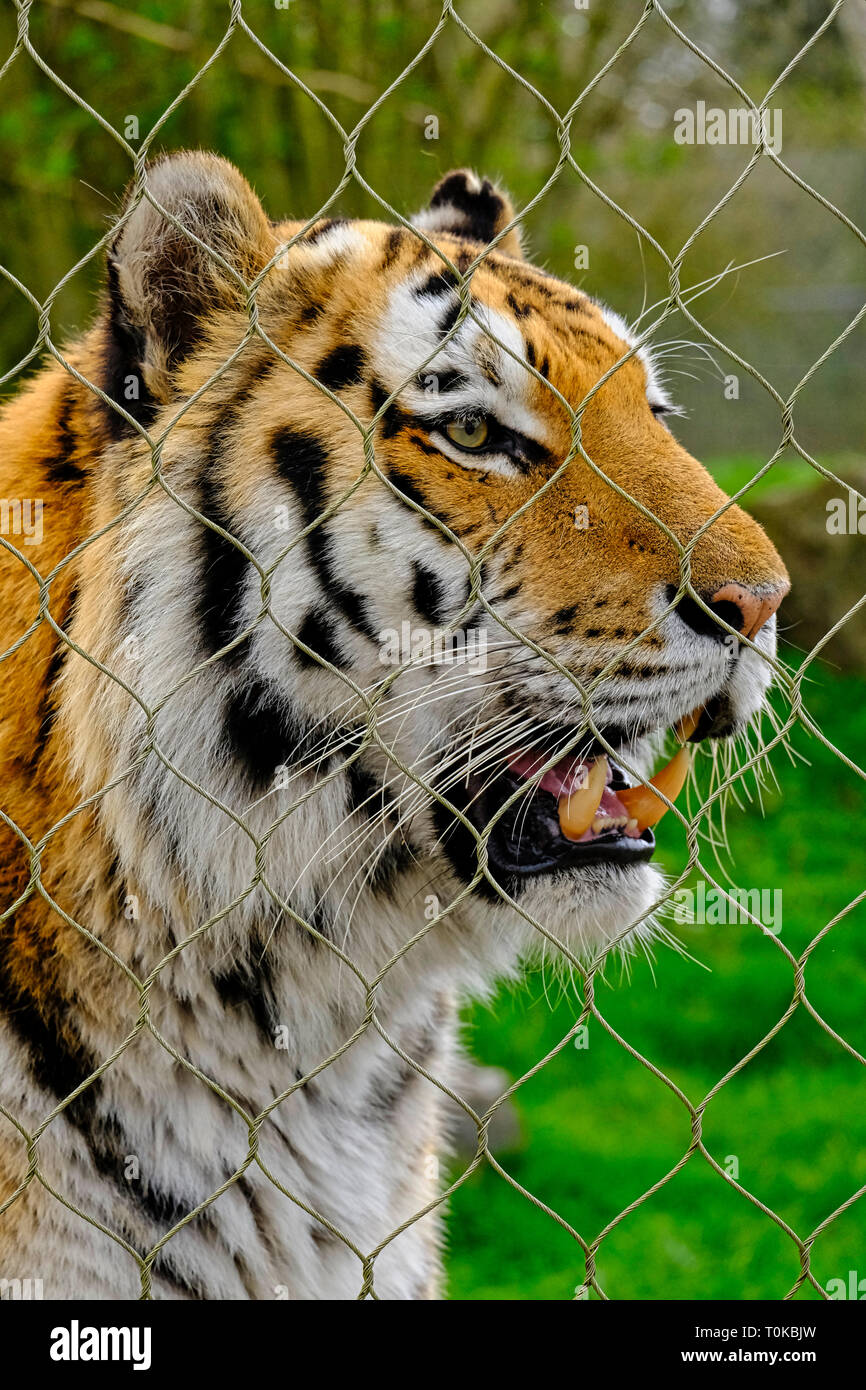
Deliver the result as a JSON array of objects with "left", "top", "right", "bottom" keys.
[
  {"left": 105, "top": 151, "right": 275, "bottom": 410},
  {"left": 411, "top": 169, "right": 525, "bottom": 260}
]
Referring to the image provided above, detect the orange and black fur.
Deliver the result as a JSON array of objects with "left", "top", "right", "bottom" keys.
[{"left": 0, "top": 153, "right": 788, "bottom": 1298}]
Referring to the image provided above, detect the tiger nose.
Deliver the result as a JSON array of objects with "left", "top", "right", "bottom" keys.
[{"left": 709, "top": 582, "right": 789, "bottom": 640}]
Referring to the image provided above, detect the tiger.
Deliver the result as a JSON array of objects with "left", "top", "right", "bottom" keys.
[{"left": 0, "top": 152, "right": 788, "bottom": 1301}]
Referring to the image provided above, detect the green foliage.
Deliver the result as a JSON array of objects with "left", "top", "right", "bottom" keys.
[
  {"left": 708, "top": 453, "right": 827, "bottom": 502},
  {"left": 1, "top": 2, "right": 864, "bottom": 456}
]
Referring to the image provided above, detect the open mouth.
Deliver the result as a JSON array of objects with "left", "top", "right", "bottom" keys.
[{"left": 441, "top": 707, "right": 705, "bottom": 889}]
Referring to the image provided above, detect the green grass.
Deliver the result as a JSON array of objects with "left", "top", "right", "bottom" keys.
[{"left": 445, "top": 658, "right": 866, "bottom": 1300}]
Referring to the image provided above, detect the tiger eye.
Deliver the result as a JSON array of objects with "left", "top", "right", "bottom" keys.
[{"left": 445, "top": 417, "right": 489, "bottom": 450}]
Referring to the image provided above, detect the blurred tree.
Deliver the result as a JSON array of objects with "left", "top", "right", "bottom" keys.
[{"left": 0, "top": 0, "right": 862, "bottom": 459}]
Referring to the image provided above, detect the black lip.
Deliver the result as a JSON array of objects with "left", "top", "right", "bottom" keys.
[
  {"left": 432, "top": 761, "right": 656, "bottom": 897},
  {"left": 689, "top": 694, "right": 736, "bottom": 741},
  {"left": 487, "top": 822, "right": 657, "bottom": 876}
]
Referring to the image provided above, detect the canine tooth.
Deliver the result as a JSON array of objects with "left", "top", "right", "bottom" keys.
[
  {"left": 674, "top": 705, "right": 704, "bottom": 742},
  {"left": 558, "top": 757, "right": 607, "bottom": 841},
  {"left": 617, "top": 745, "right": 692, "bottom": 830}
]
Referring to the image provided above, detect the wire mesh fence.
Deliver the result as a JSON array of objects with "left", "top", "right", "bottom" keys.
[{"left": 0, "top": 0, "right": 864, "bottom": 1301}]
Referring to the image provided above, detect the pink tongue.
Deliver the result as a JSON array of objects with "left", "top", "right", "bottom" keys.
[
  {"left": 507, "top": 749, "right": 611, "bottom": 799},
  {"left": 596, "top": 786, "right": 634, "bottom": 822},
  {"left": 508, "top": 750, "right": 642, "bottom": 840}
]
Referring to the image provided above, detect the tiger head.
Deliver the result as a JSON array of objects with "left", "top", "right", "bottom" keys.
[{"left": 55, "top": 152, "right": 788, "bottom": 964}]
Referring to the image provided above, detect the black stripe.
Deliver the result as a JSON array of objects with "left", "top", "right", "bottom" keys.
[
  {"left": 299, "top": 300, "right": 325, "bottom": 325},
  {"left": 382, "top": 227, "right": 405, "bottom": 268},
  {"left": 499, "top": 542, "right": 525, "bottom": 574},
  {"left": 295, "top": 608, "right": 344, "bottom": 669},
  {"left": 437, "top": 298, "right": 462, "bottom": 341},
  {"left": 502, "top": 265, "right": 554, "bottom": 298},
  {"left": 43, "top": 386, "right": 86, "bottom": 483},
  {"left": 407, "top": 432, "right": 442, "bottom": 458},
  {"left": 347, "top": 760, "right": 395, "bottom": 823},
  {"left": 0, "top": 929, "right": 93, "bottom": 1109},
  {"left": 153, "top": 1252, "right": 210, "bottom": 1300},
  {"left": 196, "top": 408, "right": 256, "bottom": 665},
  {"left": 0, "top": 927, "right": 201, "bottom": 1234},
  {"left": 198, "top": 469, "right": 250, "bottom": 664},
  {"left": 235, "top": 1173, "right": 283, "bottom": 1266},
  {"left": 315, "top": 344, "right": 367, "bottom": 393},
  {"left": 271, "top": 427, "right": 377, "bottom": 642},
  {"left": 429, "top": 173, "right": 504, "bottom": 244},
  {"left": 345, "top": 764, "right": 412, "bottom": 893},
  {"left": 303, "top": 217, "right": 348, "bottom": 246},
  {"left": 34, "top": 583, "right": 78, "bottom": 753},
  {"left": 271, "top": 427, "right": 328, "bottom": 522},
  {"left": 403, "top": 1020, "right": 437, "bottom": 1071},
  {"left": 347, "top": 760, "right": 378, "bottom": 815},
  {"left": 415, "top": 269, "right": 460, "bottom": 299},
  {"left": 212, "top": 959, "right": 280, "bottom": 1041},
  {"left": 192, "top": 354, "right": 277, "bottom": 661},
  {"left": 310, "top": 1222, "right": 339, "bottom": 1249},
  {"left": 225, "top": 678, "right": 312, "bottom": 791},
  {"left": 369, "top": 379, "right": 410, "bottom": 440},
  {"left": 430, "top": 795, "right": 501, "bottom": 903},
  {"left": 100, "top": 259, "right": 159, "bottom": 438},
  {"left": 308, "top": 902, "right": 336, "bottom": 944},
  {"left": 552, "top": 602, "right": 579, "bottom": 628},
  {"left": 493, "top": 581, "right": 521, "bottom": 605},
  {"left": 386, "top": 466, "right": 453, "bottom": 535},
  {"left": 506, "top": 292, "right": 532, "bottom": 320},
  {"left": 418, "top": 368, "right": 468, "bottom": 394},
  {"left": 412, "top": 560, "right": 447, "bottom": 625},
  {"left": 366, "top": 1053, "right": 423, "bottom": 1116},
  {"left": 368, "top": 839, "right": 415, "bottom": 895}
]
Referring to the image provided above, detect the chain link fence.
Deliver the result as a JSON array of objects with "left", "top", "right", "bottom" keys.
[{"left": 0, "top": 0, "right": 864, "bottom": 1301}]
